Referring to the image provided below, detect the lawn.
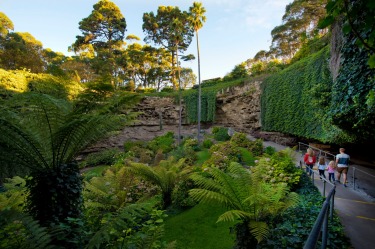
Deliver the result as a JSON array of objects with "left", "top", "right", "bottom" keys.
[{"left": 163, "top": 203, "right": 236, "bottom": 249}]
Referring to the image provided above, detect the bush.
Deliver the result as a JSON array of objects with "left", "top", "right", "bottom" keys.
[
  {"left": 238, "top": 147, "right": 255, "bottom": 166},
  {"left": 124, "top": 141, "right": 145, "bottom": 152},
  {"left": 202, "top": 138, "right": 214, "bottom": 149},
  {"left": 212, "top": 126, "right": 230, "bottom": 141},
  {"left": 251, "top": 148, "right": 301, "bottom": 189},
  {"left": 80, "top": 149, "right": 121, "bottom": 168},
  {"left": 203, "top": 141, "right": 240, "bottom": 171},
  {"left": 264, "top": 146, "right": 276, "bottom": 155},
  {"left": 148, "top": 132, "right": 175, "bottom": 153},
  {"left": 230, "top": 132, "right": 251, "bottom": 148}
]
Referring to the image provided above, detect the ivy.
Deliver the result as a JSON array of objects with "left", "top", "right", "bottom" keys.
[
  {"left": 261, "top": 46, "right": 354, "bottom": 144},
  {"left": 330, "top": 32, "right": 375, "bottom": 140}
]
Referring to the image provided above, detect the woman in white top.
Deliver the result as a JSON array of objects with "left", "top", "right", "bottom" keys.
[{"left": 317, "top": 156, "right": 327, "bottom": 180}]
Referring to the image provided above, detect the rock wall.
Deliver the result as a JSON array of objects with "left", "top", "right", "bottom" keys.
[{"left": 89, "top": 80, "right": 263, "bottom": 152}]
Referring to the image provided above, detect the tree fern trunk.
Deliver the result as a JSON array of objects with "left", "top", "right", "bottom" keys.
[
  {"left": 26, "top": 162, "right": 83, "bottom": 226},
  {"left": 233, "top": 221, "right": 258, "bottom": 249}
]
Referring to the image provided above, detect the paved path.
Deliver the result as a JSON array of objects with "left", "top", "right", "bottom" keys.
[{"left": 258, "top": 138, "right": 375, "bottom": 249}]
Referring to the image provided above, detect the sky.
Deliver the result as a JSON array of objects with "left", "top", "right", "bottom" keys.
[{"left": 0, "top": 0, "right": 291, "bottom": 81}]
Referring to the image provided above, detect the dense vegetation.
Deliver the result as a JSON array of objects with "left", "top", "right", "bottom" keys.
[{"left": 0, "top": 0, "right": 373, "bottom": 247}]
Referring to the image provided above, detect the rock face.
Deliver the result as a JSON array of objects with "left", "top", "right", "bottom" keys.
[
  {"left": 89, "top": 80, "right": 263, "bottom": 152},
  {"left": 215, "top": 81, "right": 261, "bottom": 132}
]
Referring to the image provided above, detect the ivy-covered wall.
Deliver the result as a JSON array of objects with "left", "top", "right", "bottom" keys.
[{"left": 261, "top": 46, "right": 353, "bottom": 144}]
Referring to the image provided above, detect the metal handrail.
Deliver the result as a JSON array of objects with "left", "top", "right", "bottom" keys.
[
  {"left": 303, "top": 186, "right": 336, "bottom": 249},
  {"left": 298, "top": 144, "right": 337, "bottom": 248}
]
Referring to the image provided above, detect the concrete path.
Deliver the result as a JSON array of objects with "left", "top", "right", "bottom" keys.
[{"left": 258, "top": 138, "right": 375, "bottom": 249}]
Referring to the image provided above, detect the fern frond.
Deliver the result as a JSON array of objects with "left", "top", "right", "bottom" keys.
[
  {"left": 217, "top": 210, "right": 250, "bottom": 223},
  {"left": 249, "top": 221, "right": 269, "bottom": 243}
]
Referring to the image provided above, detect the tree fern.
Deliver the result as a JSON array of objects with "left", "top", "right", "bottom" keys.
[
  {"left": 127, "top": 158, "right": 192, "bottom": 209},
  {"left": 189, "top": 162, "right": 299, "bottom": 247},
  {"left": 0, "top": 92, "right": 122, "bottom": 247}
]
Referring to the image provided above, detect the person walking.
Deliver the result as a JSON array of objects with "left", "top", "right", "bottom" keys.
[
  {"left": 304, "top": 148, "right": 316, "bottom": 176},
  {"left": 336, "top": 148, "right": 350, "bottom": 187},
  {"left": 317, "top": 156, "right": 327, "bottom": 180},
  {"left": 327, "top": 160, "right": 336, "bottom": 183}
]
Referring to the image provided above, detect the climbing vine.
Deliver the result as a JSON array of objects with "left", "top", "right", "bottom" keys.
[{"left": 261, "top": 46, "right": 354, "bottom": 144}]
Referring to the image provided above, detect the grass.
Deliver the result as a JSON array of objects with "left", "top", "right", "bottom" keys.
[{"left": 163, "top": 203, "right": 236, "bottom": 249}]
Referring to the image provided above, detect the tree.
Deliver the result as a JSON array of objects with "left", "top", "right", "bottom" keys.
[
  {"left": 71, "top": 0, "right": 127, "bottom": 87},
  {"left": 189, "top": 162, "right": 298, "bottom": 248},
  {"left": 0, "top": 93, "right": 119, "bottom": 236},
  {"left": 0, "top": 32, "right": 45, "bottom": 73},
  {"left": 0, "top": 12, "right": 13, "bottom": 38},
  {"left": 142, "top": 6, "right": 194, "bottom": 89},
  {"left": 270, "top": 0, "right": 327, "bottom": 61},
  {"left": 189, "top": 2, "right": 206, "bottom": 144}
]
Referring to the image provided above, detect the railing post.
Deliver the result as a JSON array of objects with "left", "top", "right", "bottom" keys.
[
  {"left": 330, "top": 189, "right": 335, "bottom": 222},
  {"left": 323, "top": 181, "right": 326, "bottom": 197}
]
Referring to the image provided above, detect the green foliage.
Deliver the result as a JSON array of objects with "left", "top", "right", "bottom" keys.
[
  {"left": 329, "top": 33, "right": 375, "bottom": 140},
  {"left": 260, "top": 174, "right": 350, "bottom": 248},
  {"left": 189, "top": 162, "right": 299, "bottom": 246},
  {"left": 212, "top": 126, "right": 230, "bottom": 141},
  {"left": 80, "top": 148, "right": 122, "bottom": 168},
  {"left": 264, "top": 146, "right": 276, "bottom": 156},
  {"left": 0, "top": 68, "right": 83, "bottom": 99},
  {"left": 230, "top": 132, "right": 251, "bottom": 147},
  {"left": 202, "top": 141, "right": 240, "bottom": 171},
  {"left": 0, "top": 176, "right": 27, "bottom": 211},
  {"left": 251, "top": 148, "right": 302, "bottom": 189},
  {"left": 201, "top": 138, "right": 214, "bottom": 149},
  {"left": 127, "top": 158, "right": 191, "bottom": 209},
  {"left": 237, "top": 147, "right": 255, "bottom": 166},
  {"left": 183, "top": 90, "right": 216, "bottom": 123},
  {"left": 261, "top": 46, "right": 353, "bottom": 144},
  {"left": 0, "top": 210, "right": 53, "bottom": 249},
  {"left": 148, "top": 132, "right": 176, "bottom": 153},
  {"left": 87, "top": 204, "right": 168, "bottom": 249},
  {"left": 172, "top": 178, "right": 197, "bottom": 209},
  {"left": 124, "top": 140, "right": 146, "bottom": 152}
]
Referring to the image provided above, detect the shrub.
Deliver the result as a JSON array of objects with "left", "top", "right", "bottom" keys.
[
  {"left": 148, "top": 132, "right": 175, "bottom": 153},
  {"left": 238, "top": 147, "right": 255, "bottom": 166},
  {"left": 203, "top": 141, "right": 240, "bottom": 171},
  {"left": 264, "top": 146, "right": 277, "bottom": 155},
  {"left": 251, "top": 148, "right": 301, "bottom": 189},
  {"left": 80, "top": 149, "right": 121, "bottom": 168},
  {"left": 212, "top": 126, "right": 230, "bottom": 141},
  {"left": 124, "top": 141, "right": 145, "bottom": 152},
  {"left": 230, "top": 132, "right": 251, "bottom": 148},
  {"left": 202, "top": 138, "right": 214, "bottom": 149},
  {"left": 248, "top": 139, "right": 264, "bottom": 156}
]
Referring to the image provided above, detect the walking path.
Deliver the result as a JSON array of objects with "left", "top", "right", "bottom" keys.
[{"left": 259, "top": 138, "right": 375, "bottom": 249}]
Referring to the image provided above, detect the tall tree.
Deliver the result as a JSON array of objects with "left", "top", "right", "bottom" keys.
[
  {"left": 270, "top": 0, "right": 327, "bottom": 61},
  {"left": 142, "top": 6, "right": 194, "bottom": 89},
  {"left": 71, "top": 0, "right": 126, "bottom": 87},
  {"left": 189, "top": 2, "right": 206, "bottom": 144},
  {"left": 0, "top": 32, "right": 45, "bottom": 73}
]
